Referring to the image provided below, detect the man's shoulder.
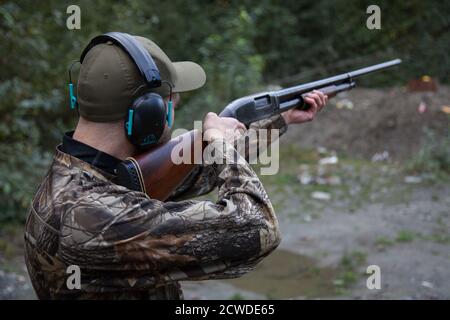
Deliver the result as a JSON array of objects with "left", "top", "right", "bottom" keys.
[
  {"left": 35, "top": 147, "right": 152, "bottom": 214},
  {"left": 29, "top": 148, "right": 161, "bottom": 244}
]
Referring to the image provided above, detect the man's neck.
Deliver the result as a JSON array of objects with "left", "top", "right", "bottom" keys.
[{"left": 73, "top": 117, "right": 136, "bottom": 160}]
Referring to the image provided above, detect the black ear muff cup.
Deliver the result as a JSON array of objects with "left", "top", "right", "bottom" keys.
[
  {"left": 79, "top": 33, "right": 174, "bottom": 149},
  {"left": 128, "top": 93, "right": 167, "bottom": 148}
]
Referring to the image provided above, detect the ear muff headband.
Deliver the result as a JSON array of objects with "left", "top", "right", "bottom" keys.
[{"left": 80, "top": 32, "right": 161, "bottom": 88}]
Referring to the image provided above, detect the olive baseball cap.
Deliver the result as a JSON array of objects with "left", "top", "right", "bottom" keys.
[{"left": 77, "top": 35, "right": 206, "bottom": 122}]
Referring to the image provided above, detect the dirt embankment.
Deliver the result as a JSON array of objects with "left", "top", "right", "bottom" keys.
[{"left": 284, "top": 86, "right": 449, "bottom": 160}]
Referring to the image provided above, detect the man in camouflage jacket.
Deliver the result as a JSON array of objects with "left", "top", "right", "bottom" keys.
[{"left": 24, "top": 34, "right": 327, "bottom": 299}]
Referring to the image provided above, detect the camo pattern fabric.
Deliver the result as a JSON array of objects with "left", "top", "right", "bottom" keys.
[{"left": 24, "top": 116, "right": 286, "bottom": 299}]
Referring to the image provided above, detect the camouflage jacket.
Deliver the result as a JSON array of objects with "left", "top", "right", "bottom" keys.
[{"left": 24, "top": 116, "right": 287, "bottom": 299}]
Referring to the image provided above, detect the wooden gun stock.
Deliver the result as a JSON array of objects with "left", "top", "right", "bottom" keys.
[{"left": 116, "top": 130, "right": 205, "bottom": 200}]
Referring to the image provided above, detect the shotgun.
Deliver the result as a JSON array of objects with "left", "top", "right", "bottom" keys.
[{"left": 116, "top": 59, "right": 402, "bottom": 200}]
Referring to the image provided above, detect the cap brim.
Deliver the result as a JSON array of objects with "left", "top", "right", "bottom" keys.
[{"left": 172, "top": 61, "right": 206, "bottom": 92}]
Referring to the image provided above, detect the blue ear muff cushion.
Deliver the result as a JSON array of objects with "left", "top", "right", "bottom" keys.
[
  {"left": 167, "top": 100, "right": 173, "bottom": 128},
  {"left": 69, "top": 83, "right": 77, "bottom": 109},
  {"left": 125, "top": 109, "right": 134, "bottom": 136}
]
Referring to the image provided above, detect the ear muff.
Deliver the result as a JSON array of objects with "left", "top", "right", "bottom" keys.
[{"left": 125, "top": 93, "right": 167, "bottom": 148}]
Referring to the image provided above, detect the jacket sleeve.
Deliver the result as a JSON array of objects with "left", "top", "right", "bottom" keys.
[
  {"left": 168, "top": 114, "right": 288, "bottom": 201},
  {"left": 59, "top": 139, "right": 281, "bottom": 285}
]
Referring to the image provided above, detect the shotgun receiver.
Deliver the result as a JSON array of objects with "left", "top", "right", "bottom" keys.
[{"left": 116, "top": 59, "right": 402, "bottom": 200}]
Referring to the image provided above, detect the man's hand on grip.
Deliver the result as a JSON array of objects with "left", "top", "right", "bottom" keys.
[{"left": 203, "top": 112, "right": 247, "bottom": 144}]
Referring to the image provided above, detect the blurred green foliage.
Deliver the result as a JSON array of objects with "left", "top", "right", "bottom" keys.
[{"left": 0, "top": 0, "right": 449, "bottom": 222}]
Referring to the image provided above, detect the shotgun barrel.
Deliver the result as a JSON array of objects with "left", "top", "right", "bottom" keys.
[
  {"left": 219, "top": 59, "right": 401, "bottom": 124},
  {"left": 277, "top": 59, "right": 401, "bottom": 101}
]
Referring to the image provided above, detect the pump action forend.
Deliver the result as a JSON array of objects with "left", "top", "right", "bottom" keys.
[{"left": 219, "top": 59, "right": 402, "bottom": 125}]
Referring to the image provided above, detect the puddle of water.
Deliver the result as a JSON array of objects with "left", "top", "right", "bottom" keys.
[{"left": 223, "top": 249, "right": 338, "bottom": 299}]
